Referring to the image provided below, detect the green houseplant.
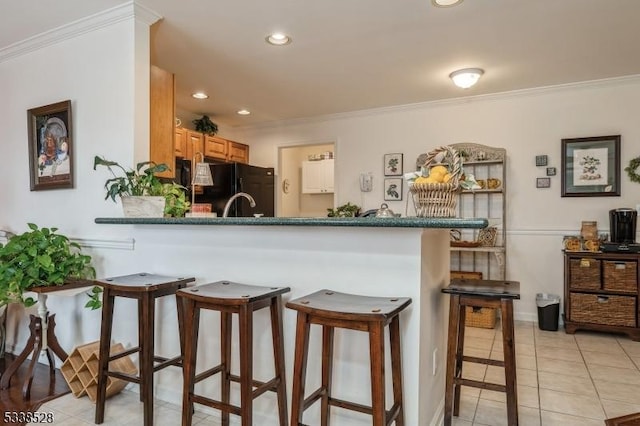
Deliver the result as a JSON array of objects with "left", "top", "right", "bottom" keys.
[
  {"left": 0, "top": 223, "right": 99, "bottom": 310},
  {"left": 327, "top": 202, "right": 361, "bottom": 218},
  {"left": 93, "top": 156, "right": 190, "bottom": 217},
  {"left": 192, "top": 115, "right": 218, "bottom": 136}
]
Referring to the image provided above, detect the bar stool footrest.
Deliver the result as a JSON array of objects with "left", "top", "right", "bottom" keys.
[
  {"left": 108, "top": 346, "right": 139, "bottom": 361},
  {"left": 152, "top": 355, "right": 182, "bottom": 372},
  {"left": 454, "top": 377, "right": 506, "bottom": 393},
  {"left": 191, "top": 394, "right": 242, "bottom": 416},
  {"left": 107, "top": 370, "right": 140, "bottom": 384},
  {"left": 462, "top": 355, "right": 505, "bottom": 367}
]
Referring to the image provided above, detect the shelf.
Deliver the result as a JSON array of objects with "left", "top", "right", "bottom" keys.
[
  {"left": 461, "top": 189, "right": 503, "bottom": 194},
  {"left": 450, "top": 246, "right": 505, "bottom": 253}
]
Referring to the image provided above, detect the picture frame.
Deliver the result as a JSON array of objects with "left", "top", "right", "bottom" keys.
[
  {"left": 535, "top": 155, "right": 548, "bottom": 167},
  {"left": 27, "top": 100, "right": 73, "bottom": 191},
  {"left": 561, "top": 135, "right": 620, "bottom": 197},
  {"left": 384, "top": 153, "right": 403, "bottom": 176},
  {"left": 546, "top": 167, "right": 556, "bottom": 176},
  {"left": 536, "top": 177, "right": 551, "bottom": 188},
  {"left": 384, "top": 178, "right": 403, "bottom": 201}
]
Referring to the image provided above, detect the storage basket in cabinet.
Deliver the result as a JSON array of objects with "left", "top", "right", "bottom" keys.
[
  {"left": 60, "top": 341, "right": 137, "bottom": 403},
  {"left": 569, "top": 258, "right": 601, "bottom": 291},
  {"left": 450, "top": 271, "right": 497, "bottom": 329},
  {"left": 570, "top": 293, "right": 636, "bottom": 327},
  {"left": 603, "top": 260, "right": 638, "bottom": 293}
]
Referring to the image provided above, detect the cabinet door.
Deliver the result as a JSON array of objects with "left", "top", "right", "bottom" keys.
[
  {"left": 228, "top": 141, "right": 249, "bottom": 164},
  {"left": 185, "top": 130, "right": 204, "bottom": 163},
  {"left": 149, "top": 65, "right": 175, "bottom": 178},
  {"left": 204, "top": 135, "right": 227, "bottom": 161},
  {"left": 175, "top": 127, "right": 186, "bottom": 158},
  {"left": 302, "top": 160, "right": 334, "bottom": 194}
]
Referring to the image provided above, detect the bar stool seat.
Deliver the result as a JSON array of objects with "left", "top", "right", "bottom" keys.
[
  {"left": 94, "top": 273, "right": 195, "bottom": 426},
  {"left": 441, "top": 279, "right": 521, "bottom": 426},
  {"left": 177, "top": 280, "right": 290, "bottom": 426},
  {"left": 287, "top": 289, "right": 411, "bottom": 426}
]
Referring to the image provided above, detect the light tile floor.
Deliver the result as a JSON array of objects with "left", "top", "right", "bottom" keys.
[{"left": 31, "top": 321, "right": 640, "bottom": 425}]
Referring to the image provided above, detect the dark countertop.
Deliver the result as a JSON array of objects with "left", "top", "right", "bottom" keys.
[{"left": 95, "top": 216, "right": 488, "bottom": 229}]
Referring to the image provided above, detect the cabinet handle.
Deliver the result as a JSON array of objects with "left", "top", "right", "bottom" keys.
[
  {"left": 614, "top": 262, "right": 626, "bottom": 270},
  {"left": 597, "top": 296, "right": 609, "bottom": 303}
]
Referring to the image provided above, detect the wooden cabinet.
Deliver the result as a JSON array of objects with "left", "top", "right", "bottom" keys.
[
  {"left": 564, "top": 252, "right": 640, "bottom": 341},
  {"left": 448, "top": 143, "right": 506, "bottom": 280},
  {"left": 175, "top": 127, "right": 186, "bottom": 158},
  {"left": 227, "top": 140, "right": 249, "bottom": 163},
  {"left": 302, "top": 159, "right": 334, "bottom": 194},
  {"left": 185, "top": 130, "right": 204, "bottom": 163},
  {"left": 204, "top": 135, "right": 227, "bottom": 161},
  {"left": 149, "top": 65, "right": 175, "bottom": 178}
]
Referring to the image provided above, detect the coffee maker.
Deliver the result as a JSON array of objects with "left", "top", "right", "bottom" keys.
[{"left": 602, "top": 208, "right": 639, "bottom": 252}]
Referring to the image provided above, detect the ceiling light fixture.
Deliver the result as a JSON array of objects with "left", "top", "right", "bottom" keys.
[
  {"left": 192, "top": 92, "right": 209, "bottom": 99},
  {"left": 266, "top": 32, "right": 291, "bottom": 46},
  {"left": 237, "top": 109, "right": 251, "bottom": 115},
  {"left": 431, "top": 0, "right": 463, "bottom": 7},
  {"left": 449, "top": 68, "right": 484, "bottom": 89}
]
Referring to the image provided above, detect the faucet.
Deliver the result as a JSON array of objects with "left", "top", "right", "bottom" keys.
[{"left": 222, "top": 192, "right": 256, "bottom": 217}]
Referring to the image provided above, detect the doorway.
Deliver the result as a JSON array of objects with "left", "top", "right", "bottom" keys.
[{"left": 277, "top": 142, "right": 335, "bottom": 217}]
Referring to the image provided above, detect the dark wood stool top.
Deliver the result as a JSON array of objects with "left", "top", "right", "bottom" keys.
[
  {"left": 442, "top": 279, "right": 521, "bottom": 300},
  {"left": 176, "top": 280, "right": 290, "bottom": 304},
  {"left": 286, "top": 289, "right": 411, "bottom": 320},
  {"left": 95, "top": 272, "right": 194, "bottom": 293}
]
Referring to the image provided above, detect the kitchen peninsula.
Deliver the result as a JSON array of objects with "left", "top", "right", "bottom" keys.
[{"left": 94, "top": 216, "right": 486, "bottom": 425}]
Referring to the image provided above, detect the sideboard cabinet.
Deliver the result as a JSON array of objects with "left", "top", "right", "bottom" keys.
[{"left": 564, "top": 251, "right": 640, "bottom": 341}]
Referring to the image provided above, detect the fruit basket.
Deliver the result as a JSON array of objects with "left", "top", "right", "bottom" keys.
[{"left": 409, "top": 145, "right": 462, "bottom": 217}]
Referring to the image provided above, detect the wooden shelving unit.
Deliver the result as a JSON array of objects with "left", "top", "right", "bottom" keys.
[{"left": 60, "top": 341, "right": 137, "bottom": 402}]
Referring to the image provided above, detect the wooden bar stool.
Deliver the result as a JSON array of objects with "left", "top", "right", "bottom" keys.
[
  {"left": 177, "top": 280, "right": 290, "bottom": 426},
  {"left": 287, "top": 289, "right": 411, "bottom": 426},
  {"left": 94, "top": 273, "right": 195, "bottom": 426},
  {"left": 441, "top": 279, "right": 521, "bottom": 426}
]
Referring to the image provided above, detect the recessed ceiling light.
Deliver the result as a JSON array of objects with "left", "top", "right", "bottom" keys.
[
  {"left": 449, "top": 68, "right": 484, "bottom": 89},
  {"left": 192, "top": 92, "right": 209, "bottom": 99},
  {"left": 432, "top": 0, "right": 463, "bottom": 7},
  {"left": 237, "top": 109, "right": 251, "bottom": 115},
  {"left": 265, "top": 32, "right": 291, "bottom": 46}
]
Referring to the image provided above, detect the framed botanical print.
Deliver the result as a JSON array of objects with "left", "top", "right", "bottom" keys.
[
  {"left": 384, "top": 153, "right": 403, "bottom": 176},
  {"left": 561, "top": 135, "right": 620, "bottom": 197}
]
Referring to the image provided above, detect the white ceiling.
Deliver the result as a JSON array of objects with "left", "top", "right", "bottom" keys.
[{"left": 3, "top": 0, "right": 640, "bottom": 127}]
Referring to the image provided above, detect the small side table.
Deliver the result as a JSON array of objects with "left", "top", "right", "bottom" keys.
[{"left": 0, "top": 280, "right": 92, "bottom": 399}]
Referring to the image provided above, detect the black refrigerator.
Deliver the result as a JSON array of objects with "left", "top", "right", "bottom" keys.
[{"left": 195, "top": 163, "right": 275, "bottom": 217}]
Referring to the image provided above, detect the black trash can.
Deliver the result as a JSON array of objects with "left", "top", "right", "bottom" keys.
[{"left": 536, "top": 293, "right": 560, "bottom": 331}]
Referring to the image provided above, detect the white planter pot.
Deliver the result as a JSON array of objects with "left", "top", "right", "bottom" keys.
[{"left": 121, "top": 196, "right": 166, "bottom": 217}]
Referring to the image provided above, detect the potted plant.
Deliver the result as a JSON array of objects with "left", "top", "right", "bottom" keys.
[
  {"left": 192, "top": 115, "right": 218, "bottom": 135},
  {"left": 327, "top": 202, "right": 361, "bottom": 218},
  {"left": 0, "top": 223, "right": 99, "bottom": 310},
  {"left": 93, "top": 156, "right": 190, "bottom": 217}
]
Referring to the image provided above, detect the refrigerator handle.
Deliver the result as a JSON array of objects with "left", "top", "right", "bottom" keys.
[{"left": 238, "top": 177, "right": 243, "bottom": 191}]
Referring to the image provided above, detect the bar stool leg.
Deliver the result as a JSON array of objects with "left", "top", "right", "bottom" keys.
[
  {"left": 181, "top": 298, "right": 200, "bottom": 426},
  {"left": 270, "top": 296, "right": 289, "bottom": 426},
  {"left": 453, "top": 303, "right": 467, "bottom": 417},
  {"left": 369, "top": 321, "right": 386, "bottom": 426},
  {"left": 389, "top": 315, "right": 405, "bottom": 426},
  {"left": 501, "top": 299, "right": 518, "bottom": 426},
  {"left": 140, "top": 293, "right": 155, "bottom": 426},
  {"left": 220, "top": 310, "right": 232, "bottom": 426},
  {"left": 290, "top": 312, "right": 311, "bottom": 426},
  {"left": 95, "top": 288, "right": 115, "bottom": 424},
  {"left": 320, "top": 325, "right": 334, "bottom": 426},
  {"left": 238, "top": 304, "right": 253, "bottom": 426},
  {"left": 444, "top": 294, "right": 461, "bottom": 426}
]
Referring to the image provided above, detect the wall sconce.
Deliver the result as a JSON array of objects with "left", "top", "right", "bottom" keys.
[
  {"left": 191, "top": 152, "right": 214, "bottom": 213},
  {"left": 449, "top": 68, "right": 484, "bottom": 89}
]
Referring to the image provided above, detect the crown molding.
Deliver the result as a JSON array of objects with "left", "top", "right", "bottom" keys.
[
  {"left": 0, "top": 1, "right": 161, "bottom": 64},
  {"left": 237, "top": 74, "right": 640, "bottom": 131}
]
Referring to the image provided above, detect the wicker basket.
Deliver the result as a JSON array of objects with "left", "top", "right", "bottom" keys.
[
  {"left": 466, "top": 306, "right": 497, "bottom": 329},
  {"left": 410, "top": 145, "right": 462, "bottom": 217}
]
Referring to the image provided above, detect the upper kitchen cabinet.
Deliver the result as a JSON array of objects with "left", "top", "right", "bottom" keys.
[
  {"left": 204, "top": 135, "right": 227, "bottom": 161},
  {"left": 175, "top": 126, "right": 186, "bottom": 158},
  {"left": 227, "top": 140, "right": 249, "bottom": 163},
  {"left": 302, "top": 159, "right": 334, "bottom": 194},
  {"left": 149, "top": 65, "right": 175, "bottom": 178},
  {"left": 185, "top": 130, "right": 204, "bottom": 163}
]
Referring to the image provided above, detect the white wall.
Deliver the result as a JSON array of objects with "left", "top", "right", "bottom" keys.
[
  {"left": 0, "top": 5, "right": 155, "bottom": 357},
  {"left": 234, "top": 78, "right": 640, "bottom": 321}
]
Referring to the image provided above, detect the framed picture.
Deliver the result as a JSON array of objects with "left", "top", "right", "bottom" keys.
[
  {"left": 27, "top": 100, "right": 73, "bottom": 190},
  {"left": 561, "top": 135, "right": 620, "bottom": 197},
  {"left": 546, "top": 167, "right": 556, "bottom": 176},
  {"left": 536, "top": 177, "right": 551, "bottom": 188},
  {"left": 384, "top": 178, "right": 402, "bottom": 201},
  {"left": 535, "top": 155, "right": 548, "bottom": 167},
  {"left": 384, "top": 153, "right": 403, "bottom": 176}
]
